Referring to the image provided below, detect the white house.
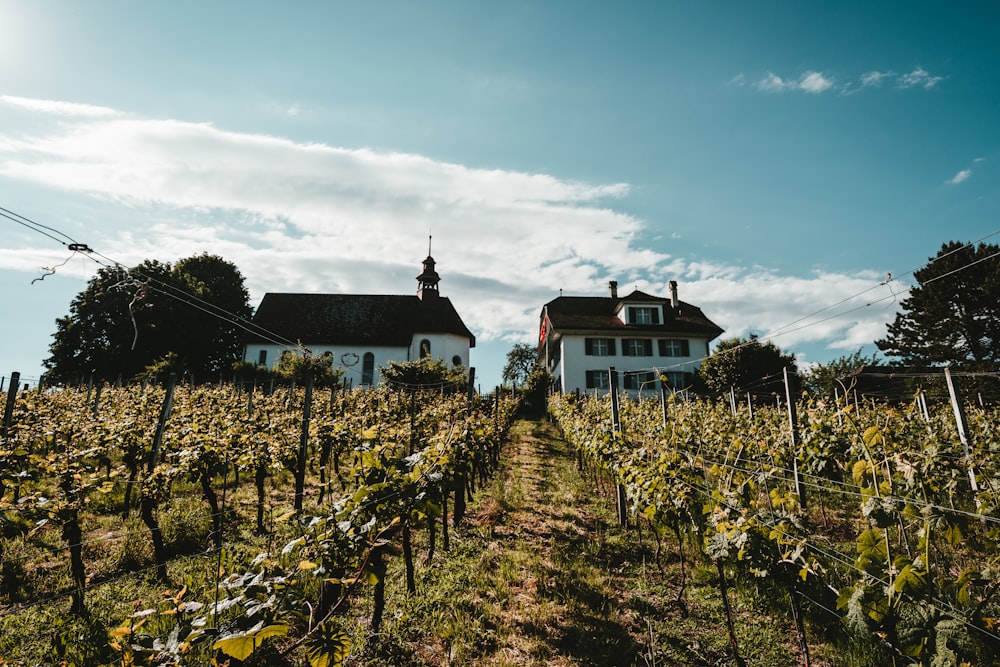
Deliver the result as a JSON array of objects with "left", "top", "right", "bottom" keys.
[
  {"left": 539, "top": 280, "right": 723, "bottom": 396},
  {"left": 243, "top": 254, "right": 475, "bottom": 388}
]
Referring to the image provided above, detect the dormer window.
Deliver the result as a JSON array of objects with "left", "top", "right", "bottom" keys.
[{"left": 628, "top": 306, "right": 660, "bottom": 325}]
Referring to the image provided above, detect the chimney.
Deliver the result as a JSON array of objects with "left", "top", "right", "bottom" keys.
[
  {"left": 669, "top": 280, "right": 678, "bottom": 309},
  {"left": 609, "top": 280, "right": 618, "bottom": 300}
]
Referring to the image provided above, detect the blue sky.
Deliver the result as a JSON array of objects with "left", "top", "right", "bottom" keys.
[{"left": 1, "top": 1, "right": 998, "bottom": 390}]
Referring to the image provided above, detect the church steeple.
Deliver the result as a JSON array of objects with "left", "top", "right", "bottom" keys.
[{"left": 416, "top": 235, "right": 440, "bottom": 300}]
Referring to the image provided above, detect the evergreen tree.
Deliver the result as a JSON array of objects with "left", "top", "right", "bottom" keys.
[{"left": 877, "top": 241, "right": 1000, "bottom": 371}]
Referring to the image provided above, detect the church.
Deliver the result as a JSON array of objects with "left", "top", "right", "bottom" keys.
[{"left": 242, "top": 250, "right": 475, "bottom": 388}]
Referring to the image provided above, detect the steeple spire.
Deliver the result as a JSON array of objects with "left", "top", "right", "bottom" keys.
[{"left": 416, "top": 236, "right": 440, "bottom": 300}]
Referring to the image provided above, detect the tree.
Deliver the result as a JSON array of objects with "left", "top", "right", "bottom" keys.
[
  {"left": 44, "top": 254, "right": 252, "bottom": 384},
  {"left": 379, "top": 356, "right": 467, "bottom": 392},
  {"left": 696, "top": 334, "right": 798, "bottom": 399},
  {"left": 272, "top": 350, "right": 344, "bottom": 387},
  {"left": 800, "top": 349, "right": 880, "bottom": 397},
  {"left": 877, "top": 241, "right": 1000, "bottom": 371},
  {"left": 502, "top": 343, "right": 538, "bottom": 387}
]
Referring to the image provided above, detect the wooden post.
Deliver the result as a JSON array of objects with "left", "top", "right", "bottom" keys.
[
  {"left": 1, "top": 371, "right": 20, "bottom": 438},
  {"left": 783, "top": 367, "right": 806, "bottom": 509},
  {"left": 294, "top": 374, "right": 314, "bottom": 511},
  {"left": 729, "top": 386, "right": 737, "bottom": 416},
  {"left": 918, "top": 390, "right": 929, "bottom": 422},
  {"left": 608, "top": 367, "right": 628, "bottom": 527},
  {"left": 147, "top": 374, "right": 176, "bottom": 473},
  {"left": 944, "top": 367, "right": 978, "bottom": 493},
  {"left": 609, "top": 367, "right": 621, "bottom": 434},
  {"left": 659, "top": 375, "right": 669, "bottom": 427},
  {"left": 746, "top": 392, "right": 754, "bottom": 420}
]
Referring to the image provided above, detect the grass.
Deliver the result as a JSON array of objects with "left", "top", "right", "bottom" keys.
[
  {"left": 0, "top": 418, "right": 869, "bottom": 666},
  {"left": 350, "top": 419, "right": 830, "bottom": 666}
]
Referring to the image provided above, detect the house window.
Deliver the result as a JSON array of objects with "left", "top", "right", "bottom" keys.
[
  {"left": 658, "top": 339, "right": 690, "bottom": 357},
  {"left": 419, "top": 339, "right": 431, "bottom": 358},
  {"left": 362, "top": 352, "right": 375, "bottom": 385},
  {"left": 629, "top": 307, "right": 659, "bottom": 325},
  {"left": 257, "top": 349, "right": 267, "bottom": 366},
  {"left": 622, "top": 338, "right": 653, "bottom": 356},
  {"left": 663, "top": 372, "right": 688, "bottom": 390},
  {"left": 585, "top": 370, "right": 611, "bottom": 390},
  {"left": 584, "top": 338, "right": 616, "bottom": 356},
  {"left": 623, "top": 371, "right": 656, "bottom": 390}
]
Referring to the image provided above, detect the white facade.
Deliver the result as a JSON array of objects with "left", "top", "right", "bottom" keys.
[
  {"left": 551, "top": 333, "right": 709, "bottom": 397},
  {"left": 245, "top": 334, "right": 471, "bottom": 388}
]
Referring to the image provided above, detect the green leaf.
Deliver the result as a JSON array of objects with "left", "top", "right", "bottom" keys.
[
  {"left": 305, "top": 623, "right": 352, "bottom": 667},
  {"left": 213, "top": 623, "right": 289, "bottom": 661}
]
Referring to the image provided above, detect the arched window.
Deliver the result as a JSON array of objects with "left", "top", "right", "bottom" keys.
[
  {"left": 362, "top": 352, "right": 375, "bottom": 386},
  {"left": 419, "top": 339, "right": 431, "bottom": 358}
]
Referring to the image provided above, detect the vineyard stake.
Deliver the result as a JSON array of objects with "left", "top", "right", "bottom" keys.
[
  {"left": 608, "top": 367, "right": 628, "bottom": 527},
  {"left": 944, "top": 367, "right": 979, "bottom": 493},
  {"left": 783, "top": 367, "right": 807, "bottom": 509},
  {"left": 1, "top": 371, "right": 19, "bottom": 437},
  {"left": 294, "top": 373, "right": 314, "bottom": 511}
]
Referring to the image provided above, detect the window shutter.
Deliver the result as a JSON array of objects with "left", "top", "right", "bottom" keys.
[
  {"left": 608, "top": 339, "right": 616, "bottom": 355},
  {"left": 585, "top": 371, "right": 594, "bottom": 389},
  {"left": 643, "top": 339, "right": 652, "bottom": 356},
  {"left": 651, "top": 309, "right": 660, "bottom": 324},
  {"left": 627, "top": 308, "right": 636, "bottom": 324},
  {"left": 681, "top": 339, "right": 690, "bottom": 356},
  {"left": 585, "top": 338, "right": 594, "bottom": 355}
]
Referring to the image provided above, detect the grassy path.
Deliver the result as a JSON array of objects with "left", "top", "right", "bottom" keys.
[{"left": 360, "top": 419, "right": 812, "bottom": 667}]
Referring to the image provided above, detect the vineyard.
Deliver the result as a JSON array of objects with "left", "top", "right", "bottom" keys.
[
  {"left": 548, "top": 387, "right": 1000, "bottom": 666},
  {"left": 0, "top": 378, "right": 517, "bottom": 666},
  {"left": 3, "top": 376, "right": 1000, "bottom": 666}
]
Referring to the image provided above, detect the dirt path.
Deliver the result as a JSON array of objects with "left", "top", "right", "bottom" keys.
[{"left": 370, "top": 419, "right": 805, "bottom": 667}]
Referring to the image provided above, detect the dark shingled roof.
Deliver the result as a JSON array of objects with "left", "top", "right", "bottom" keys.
[
  {"left": 542, "top": 289, "right": 723, "bottom": 338},
  {"left": 245, "top": 293, "right": 476, "bottom": 347}
]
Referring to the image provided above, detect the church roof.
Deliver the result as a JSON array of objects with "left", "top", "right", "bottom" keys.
[{"left": 245, "top": 293, "right": 476, "bottom": 347}]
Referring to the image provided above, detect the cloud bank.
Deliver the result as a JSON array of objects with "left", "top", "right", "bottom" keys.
[
  {"left": 0, "top": 97, "right": 892, "bottom": 362},
  {"left": 735, "top": 66, "right": 944, "bottom": 96}
]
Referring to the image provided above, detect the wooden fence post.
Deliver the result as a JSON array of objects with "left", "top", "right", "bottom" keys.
[
  {"left": 294, "top": 374, "right": 314, "bottom": 511},
  {"left": 1, "top": 371, "right": 20, "bottom": 438},
  {"left": 783, "top": 367, "right": 807, "bottom": 509},
  {"left": 944, "top": 367, "right": 978, "bottom": 493}
]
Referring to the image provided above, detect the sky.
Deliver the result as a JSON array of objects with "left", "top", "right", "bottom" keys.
[{"left": 1, "top": 1, "right": 998, "bottom": 391}]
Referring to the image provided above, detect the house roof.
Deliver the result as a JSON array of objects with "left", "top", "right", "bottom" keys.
[
  {"left": 542, "top": 289, "right": 724, "bottom": 339},
  {"left": 245, "top": 293, "right": 476, "bottom": 348}
]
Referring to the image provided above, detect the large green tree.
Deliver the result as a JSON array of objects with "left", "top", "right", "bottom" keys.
[
  {"left": 502, "top": 342, "right": 538, "bottom": 388},
  {"left": 44, "top": 253, "right": 252, "bottom": 384},
  {"left": 696, "top": 334, "right": 798, "bottom": 399},
  {"left": 800, "top": 349, "right": 880, "bottom": 397},
  {"left": 877, "top": 240, "right": 1000, "bottom": 371}
]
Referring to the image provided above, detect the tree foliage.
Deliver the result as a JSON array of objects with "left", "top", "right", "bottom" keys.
[
  {"left": 502, "top": 343, "right": 538, "bottom": 387},
  {"left": 877, "top": 240, "right": 1000, "bottom": 372},
  {"left": 800, "top": 349, "right": 880, "bottom": 397},
  {"left": 272, "top": 350, "right": 344, "bottom": 387},
  {"left": 379, "top": 356, "right": 467, "bottom": 392},
  {"left": 44, "top": 254, "right": 252, "bottom": 384},
  {"left": 696, "top": 334, "right": 798, "bottom": 398}
]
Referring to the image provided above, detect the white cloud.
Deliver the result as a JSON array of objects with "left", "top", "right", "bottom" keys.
[
  {"left": 755, "top": 73, "right": 791, "bottom": 92},
  {"left": 860, "top": 70, "right": 893, "bottom": 87},
  {"left": 0, "top": 97, "right": 901, "bottom": 368},
  {"left": 798, "top": 71, "right": 834, "bottom": 94},
  {"left": 0, "top": 95, "right": 120, "bottom": 117},
  {"left": 747, "top": 66, "right": 943, "bottom": 96},
  {"left": 898, "top": 67, "right": 944, "bottom": 90},
  {"left": 948, "top": 169, "right": 972, "bottom": 184},
  {"left": 754, "top": 71, "right": 833, "bottom": 94}
]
